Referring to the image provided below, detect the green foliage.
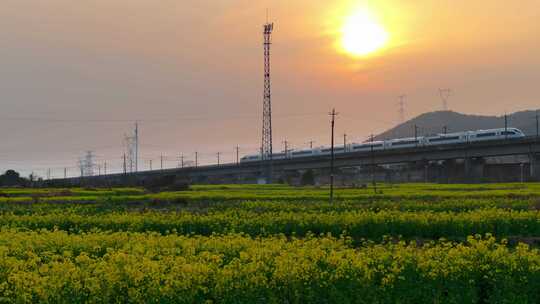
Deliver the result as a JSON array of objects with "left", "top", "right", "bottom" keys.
[{"left": 0, "top": 170, "right": 27, "bottom": 187}]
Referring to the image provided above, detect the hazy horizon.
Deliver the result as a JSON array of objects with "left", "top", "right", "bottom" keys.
[{"left": 1, "top": 0, "right": 539, "bottom": 178}]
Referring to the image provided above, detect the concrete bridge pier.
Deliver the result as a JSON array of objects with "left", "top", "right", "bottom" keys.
[
  {"left": 464, "top": 157, "right": 486, "bottom": 182},
  {"left": 529, "top": 154, "right": 540, "bottom": 181}
]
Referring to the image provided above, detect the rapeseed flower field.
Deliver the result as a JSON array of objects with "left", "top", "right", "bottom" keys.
[{"left": 0, "top": 183, "right": 539, "bottom": 303}]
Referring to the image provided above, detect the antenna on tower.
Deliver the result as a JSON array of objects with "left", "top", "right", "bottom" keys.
[
  {"left": 398, "top": 95, "right": 406, "bottom": 124},
  {"left": 439, "top": 88, "right": 451, "bottom": 111},
  {"left": 261, "top": 16, "right": 275, "bottom": 182}
]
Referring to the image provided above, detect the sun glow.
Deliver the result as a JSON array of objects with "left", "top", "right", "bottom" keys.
[{"left": 341, "top": 8, "right": 389, "bottom": 56}]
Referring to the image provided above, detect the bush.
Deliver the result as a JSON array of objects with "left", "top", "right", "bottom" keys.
[
  {"left": 143, "top": 175, "right": 190, "bottom": 193},
  {"left": 301, "top": 169, "right": 316, "bottom": 186}
]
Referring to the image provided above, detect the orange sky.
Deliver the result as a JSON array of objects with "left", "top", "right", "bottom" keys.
[{"left": 1, "top": 0, "right": 539, "bottom": 176}]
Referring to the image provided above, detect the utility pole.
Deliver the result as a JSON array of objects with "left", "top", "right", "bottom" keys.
[
  {"left": 64, "top": 168, "right": 67, "bottom": 179},
  {"left": 217, "top": 152, "right": 221, "bottom": 166},
  {"left": 181, "top": 153, "right": 184, "bottom": 168},
  {"left": 160, "top": 154, "right": 163, "bottom": 170},
  {"left": 235, "top": 146, "right": 240, "bottom": 164},
  {"left": 98, "top": 164, "right": 101, "bottom": 176},
  {"left": 329, "top": 108, "right": 338, "bottom": 204},
  {"left": 414, "top": 125, "right": 418, "bottom": 141},
  {"left": 370, "top": 134, "right": 377, "bottom": 194},
  {"left": 308, "top": 140, "right": 315, "bottom": 149},
  {"left": 104, "top": 162, "right": 107, "bottom": 175},
  {"left": 47, "top": 168, "right": 51, "bottom": 180},
  {"left": 149, "top": 160, "right": 153, "bottom": 171},
  {"left": 123, "top": 154, "right": 127, "bottom": 174},
  {"left": 79, "top": 159, "right": 84, "bottom": 178},
  {"left": 443, "top": 126, "right": 448, "bottom": 135},
  {"left": 195, "top": 152, "right": 198, "bottom": 168},
  {"left": 343, "top": 133, "right": 347, "bottom": 152}
]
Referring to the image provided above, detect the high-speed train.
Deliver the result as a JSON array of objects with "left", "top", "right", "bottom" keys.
[{"left": 240, "top": 128, "right": 525, "bottom": 163}]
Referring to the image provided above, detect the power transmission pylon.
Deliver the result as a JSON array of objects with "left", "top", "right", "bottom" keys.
[
  {"left": 261, "top": 20, "right": 274, "bottom": 182},
  {"left": 439, "top": 88, "right": 451, "bottom": 111},
  {"left": 398, "top": 95, "right": 406, "bottom": 124},
  {"left": 282, "top": 140, "right": 289, "bottom": 157},
  {"left": 123, "top": 122, "right": 139, "bottom": 173},
  {"left": 78, "top": 151, "right": 95, "bottom": 176}
]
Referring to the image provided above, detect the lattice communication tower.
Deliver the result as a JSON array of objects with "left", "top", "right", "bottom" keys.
[{"left": 261, "top": 22, "right": 274, "bottom": 161}]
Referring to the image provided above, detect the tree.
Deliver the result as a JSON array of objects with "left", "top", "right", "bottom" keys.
[
  {"left": 0, "top": 170, "right": 25, "bottom": 186},
  {"left": 301, "top": 169, "right": 316, "bottom": 186}
]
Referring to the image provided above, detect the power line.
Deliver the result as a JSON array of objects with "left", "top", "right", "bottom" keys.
[{"left": 0, "top": 112, "right": 327, "bottom": 124}]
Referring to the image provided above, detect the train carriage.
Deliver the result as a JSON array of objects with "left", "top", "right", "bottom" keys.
[{"left": 239, "top": 128, "right": 526, "bottom": 163}]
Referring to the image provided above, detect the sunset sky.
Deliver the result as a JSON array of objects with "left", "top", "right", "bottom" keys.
[{"left": 1, "top": 0, "right": 539, "bottom": 177}]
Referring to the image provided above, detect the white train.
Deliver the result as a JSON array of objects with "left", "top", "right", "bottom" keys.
[{"left": 240, "top": 128, "right": 525, "bottom": 163}]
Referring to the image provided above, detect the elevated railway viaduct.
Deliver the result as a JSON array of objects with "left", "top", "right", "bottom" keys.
[{"left": 53, "top": 137, "right": 540, "bottom": 186}]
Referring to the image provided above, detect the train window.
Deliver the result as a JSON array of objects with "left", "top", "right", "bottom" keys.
[
  {"left": 476, "top": 133, "right": 496, "bottom": 138},
  {"left": 292, "top": 151, "right": 312, "bottom": 156},
  {"left": 501, "top": 131, "right": 516, "bottom": 135},
  {"left": 322, "top": 147, "right": 344, "bottom": 152},
  {"left": 429, "top": 136, "right": 460, "bottom": 142},
  {"left": 392, "top": 140, "right": 418, "bottom": 146}
]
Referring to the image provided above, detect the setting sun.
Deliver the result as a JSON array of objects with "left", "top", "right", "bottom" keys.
[{"left": 341, "top": 8, "right": 389, "bottom": 56}]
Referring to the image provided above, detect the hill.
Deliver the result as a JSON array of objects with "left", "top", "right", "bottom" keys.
[{"left": 375, "top": 110, "right": 540, "bottom": 140}]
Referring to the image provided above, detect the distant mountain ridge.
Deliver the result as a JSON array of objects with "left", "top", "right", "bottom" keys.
[{"left": 374, "top": 110, "right": 540, "bottom": 141}]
